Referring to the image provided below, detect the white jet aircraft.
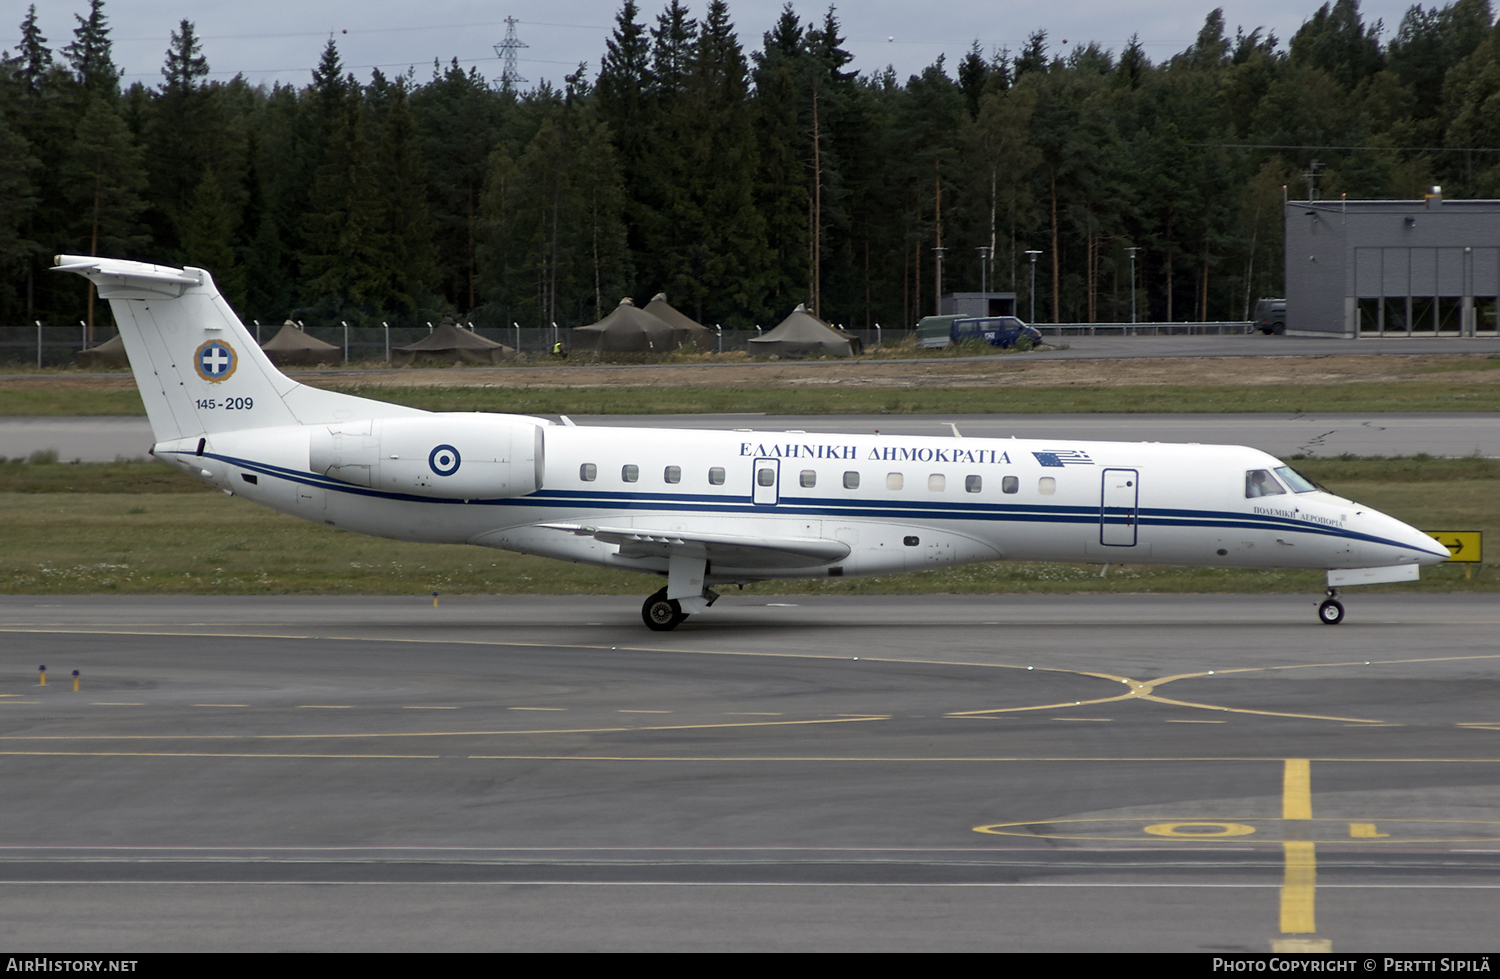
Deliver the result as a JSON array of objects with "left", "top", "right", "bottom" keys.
[{"left": 55, "top": 255, "right": 1449, "bottom": 630}]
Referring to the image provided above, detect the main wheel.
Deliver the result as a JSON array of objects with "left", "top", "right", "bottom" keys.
[
  {"left": 1318, "top": 599, "right": 1345, "bottom": 625},
  {"left": 642, "top": 589, "right": 686, "bottom": 631}
]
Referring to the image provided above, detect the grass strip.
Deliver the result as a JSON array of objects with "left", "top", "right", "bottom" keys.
[{"left": 2, "top": 381, "right": 1499, "bottom": 417}]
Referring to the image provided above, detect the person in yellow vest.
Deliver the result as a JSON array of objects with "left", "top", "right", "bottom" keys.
[{"left": 551, "top": 340, "right": 566, "bottom": 358}]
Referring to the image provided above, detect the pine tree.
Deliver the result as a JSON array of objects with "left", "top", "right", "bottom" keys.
[
  {"left": 750, "top": 7, "right": 810, "bottom": 317},
  {"left": 62, "top": 0, "right": 118, "bottom": 96},
  {"left": 11, "top": 5, "right": 51, "bottom": 94},
  {"left": 162, "top": 19, "right": 208, "bottom": 90},
  {"left": 410, "top": 58, "right": 508, "bottom": 313},
  {"left": 177, "top": 168, "right": 243, "bottom": 309},
  {"left": 301, "top": 68, "right": 390, "bottom": 317},
  {"left": 147, "top": 20, "right": 234, "bottom": 260},
  {"left": 596, "top": 2, "right": 655, "bottom": 296},
  {"left": 368, "top": 70, "right": 438, "bottom": 318},
  {"left": 63, "top": 95, "right": 147, "bottom": 335},
  {"left": 671, "top": 0, "right": 766, "bottom": 324},
  {"left": 0, "top": 106, "right": 40, "bottom": 319},
  {"left": 1290, "top": 0, "right": 1385, "bottom": 90},
  {"left": 650, "top": 1, "right": 697, "bottom": 100}
]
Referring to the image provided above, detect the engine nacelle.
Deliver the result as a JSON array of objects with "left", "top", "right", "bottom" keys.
[{"left": 309, "top": 413, "right": 544, "bottom": 499}]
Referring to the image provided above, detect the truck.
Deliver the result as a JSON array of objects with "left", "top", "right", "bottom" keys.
[{"left": 1254, "top": 298, "right": 1286, "bottom": 335}]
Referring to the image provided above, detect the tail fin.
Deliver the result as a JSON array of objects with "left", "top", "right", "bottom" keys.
[{"left": 53, "top": 255, "right": 422, "bottom": 443}]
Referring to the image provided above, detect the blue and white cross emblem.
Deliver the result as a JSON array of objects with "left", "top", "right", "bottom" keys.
[{"left": 193, "top": 340, "right": 237, "bottom": 383}]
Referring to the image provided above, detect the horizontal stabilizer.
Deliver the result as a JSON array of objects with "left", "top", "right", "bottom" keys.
[
  {"left": 536, "top": 522, "right": 850, "bottom": 569},
  {"left": 53, "top": 257, "right": 201, "bottom": 299}
]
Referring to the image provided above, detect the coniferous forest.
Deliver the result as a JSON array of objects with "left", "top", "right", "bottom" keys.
[{"left": 4, "top": 0, "right": 1500, "bottom": 334}]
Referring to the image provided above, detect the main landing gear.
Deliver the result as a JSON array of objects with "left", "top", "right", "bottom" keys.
[
  {"left": 640, "top": 586, "right": 720, "bottom": 631},
  {"left": 1318, "top": 587, "right": 1345, "bottom": 625},
  {"left": 642, "top": 589, "right": 687, "bottom": 631}
]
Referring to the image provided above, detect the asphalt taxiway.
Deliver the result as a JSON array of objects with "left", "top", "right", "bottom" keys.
[
  {"left": 6, "top": 411, "right": 1500, "bottom": 463},
  {"left": 1, "top": 593, "right": 1498, "bottom": 951}
]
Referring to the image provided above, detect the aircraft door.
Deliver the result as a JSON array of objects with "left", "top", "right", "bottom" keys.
[
  {"left": 1100, "top": 468, "right": 1139, "bottom": 546},
  {"left": 752, "top": 458, "right": 780, "bottom": 506}
]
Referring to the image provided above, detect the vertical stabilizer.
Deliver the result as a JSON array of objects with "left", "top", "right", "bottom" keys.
[{"left": 53, "top": 255, "right": 423, "bottom": 443}]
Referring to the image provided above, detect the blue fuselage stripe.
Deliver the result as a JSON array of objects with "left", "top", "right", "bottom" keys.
[{"left": 188, "top": 450, "right": 1427, "bottom": 555}]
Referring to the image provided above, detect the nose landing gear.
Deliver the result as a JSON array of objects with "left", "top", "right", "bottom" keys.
[{"left": 1318, "top": 587, "right": 1345, "bottom": 625}]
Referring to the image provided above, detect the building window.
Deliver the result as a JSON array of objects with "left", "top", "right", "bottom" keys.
[
  {"left": 1478, "top": 298, "right": 1498, "bottom": 332},
  {"left": 800, "top": 470, "right": 816, "bottom": 488},
  {"left": 965, "top": 475, "right": 982, "bottom": 493},
  {"left": 886, "top": 473, "right": 904, "bottom": 491},
  {"left": 622, "top": 464, "right": 638, "bottom": 483},
  {"left": 580, "top": 463, "right": 596, "bottom": 482},
  {"left": 709, "top": 467, "right": 725, "bottom": 485},
  {"left": 843, "top": 471, "right": 860, "bottom": 489},
  {"left": 664, "top": 466, "right": 681, "bottom": 484}
]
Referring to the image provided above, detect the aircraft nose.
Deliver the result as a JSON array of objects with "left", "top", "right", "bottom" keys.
[{"left": 1413, "top": 530, "right": 1453, "bottom": 565}]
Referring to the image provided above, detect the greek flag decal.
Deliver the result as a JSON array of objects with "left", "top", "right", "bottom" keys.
[{"left": 1032, "top": 449, "right": 1093, "bottom": 467}]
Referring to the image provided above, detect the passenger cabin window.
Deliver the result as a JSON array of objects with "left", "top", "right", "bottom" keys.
[
  {"left": 965, "top": 475, "right": 982, "bottom": 493},
  {"left": 843, "top": 471, "right": 860, "bottom": 489},
  {"left": 580, "top": 463, "right": 597, "bottom": 482},
  {"left": 708, "top": 467, "right": 725, "bottom": 485},
  {"left": 1038, "top": 477, "right": 1056, "bottom": 495},
  {"left": 800, "top": 470, "right": 816, "bottom": 488},
  {"left": 664, "top": 466, "right": 681, "bottom": 484},
  {"left": 1245, "top": 470, "right": 1285, "bottom": 498},
  {"left": 1001, "top": 475, "right": 1018, "bottom": 494},
  {"left": 886, "top": 473, "right": 904, "bottom": 491},
  {"left": 622, "top": 464, "right": 639, "bottom": 483},
  {"left": 757, "top": 467, "right": 776, "bottom": 487},
  {"left": 928, "top": 474, "right": 946, "bottom": 492}
]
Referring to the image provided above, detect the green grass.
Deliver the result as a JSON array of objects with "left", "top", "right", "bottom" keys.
[
  {"left": 324, "top": 382, "right": 1500, "bottom": 416},
  {"left": 0, "top": 457, "right": 1491, "bottom": 595},
  {"left": 3, "top": 379, "right": 1500, "bottom": 417}
]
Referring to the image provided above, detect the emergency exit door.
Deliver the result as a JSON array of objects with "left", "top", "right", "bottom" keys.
[
  {"left": 1100, "top": 468, "right": 1139, "bottom": 546},
  {"left": 753, "top": 458, "right": 780, "bottom": 505}
]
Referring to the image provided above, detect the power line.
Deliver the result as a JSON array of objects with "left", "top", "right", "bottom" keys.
[
  {"left": 11, "top": 19, "right": 610, "bottom": 45},
  {"left": 1201, "top": 142, "right": 1500, "bottom": 154}
]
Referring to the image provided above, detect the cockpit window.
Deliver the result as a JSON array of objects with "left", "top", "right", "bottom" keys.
[
  {"left": 1274, "top": 466, "right": 1318, "bottom": 493},
  {"left": 1245, "top": 469, "right": 1286, "bottom": 498}
]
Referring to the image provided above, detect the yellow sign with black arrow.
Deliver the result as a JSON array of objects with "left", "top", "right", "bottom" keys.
[{"left": 1425, "top": 531, "right": 1482, "bottom": 563}]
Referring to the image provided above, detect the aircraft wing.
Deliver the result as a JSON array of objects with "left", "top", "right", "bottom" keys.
[{"left": 535, "top": 522, "right": 850, "bottom": 569}]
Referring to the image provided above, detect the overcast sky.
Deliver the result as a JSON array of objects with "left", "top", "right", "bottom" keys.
[{"left": 5, "top": 0, "right": 1427, "bottom": 92}]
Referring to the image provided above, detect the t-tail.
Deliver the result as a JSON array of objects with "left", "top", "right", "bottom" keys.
[{"left": 52, "top": 254, "right": 425, "bottom": 446}]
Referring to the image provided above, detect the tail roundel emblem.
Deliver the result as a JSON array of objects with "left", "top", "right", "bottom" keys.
[{"left": 194, "top": 340, "right": 237, "bottom": 383}]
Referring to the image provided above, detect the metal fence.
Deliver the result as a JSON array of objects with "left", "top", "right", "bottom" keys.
[
  {"left": 0, "top": 323, "right": 902, "bottom": 365},
  {"left": 1034, "top": 321, "right": 1255, "bottom": 337},
  {"left": 0, "top": 320, "right": 1256, "bottom": 367}
]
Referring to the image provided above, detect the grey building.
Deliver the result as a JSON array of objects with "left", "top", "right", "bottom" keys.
[
  {"left": 940, "top": 292, "right": 1017, "bottom": 318},
  {"left": 1284, "top": 190, "right": 1500, "bottom": 337}
]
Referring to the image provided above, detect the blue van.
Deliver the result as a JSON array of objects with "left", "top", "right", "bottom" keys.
[{"left": 951, "top": 316, "right": 1042, "bottom": 349}]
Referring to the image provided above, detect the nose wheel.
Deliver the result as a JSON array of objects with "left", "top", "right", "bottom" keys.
[
  {"left": 1318, "top": 588, "right": 1345, "bottom": 625},
  {"left": 642, "top": 588, "right": 687, "bottom": 631}
]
